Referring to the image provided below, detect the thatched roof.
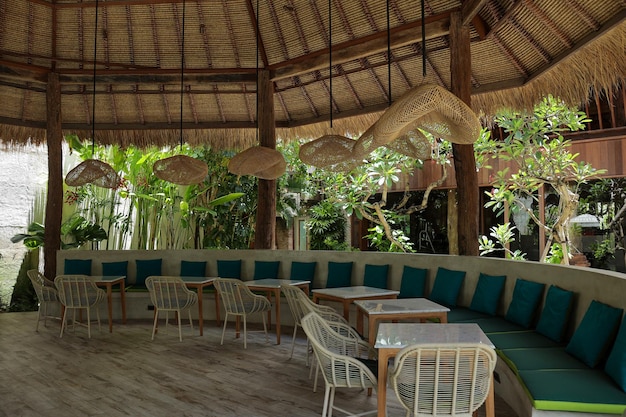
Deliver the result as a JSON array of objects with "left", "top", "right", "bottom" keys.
[{"left": 0, "top": 0, "right": 624, "bottom": 150}]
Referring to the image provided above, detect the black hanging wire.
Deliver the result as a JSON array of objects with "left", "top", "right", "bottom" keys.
[
  {"left": 386, "top": 0, "right": 391, "bottom": 106},
  {"left": 91, "top": 0, "right": 99, "bottom": 156},
  {"left": 256, "top": 0, "right": 259, "bottom": 143},
  {"left": 178, "top": 0, "right": 186, "bottom": 151},
  {"left": 328, "top": 0, "right": 333, "bottom": 128},
  {"left": 421, "top": 0, "right": 426, "bottom": 77}
]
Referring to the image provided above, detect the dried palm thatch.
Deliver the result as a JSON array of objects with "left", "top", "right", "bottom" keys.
[
  {"left": 228, "top": 146, "right": 287, "bottom": 180},
  {"left": 65, "top": 159, "right": 120, "bottom": 189},
  {"left": 299, "top": 84, "right": 480, "bottom": 170},
  {"left": 153, "top": 155, "right": 208, "bottom": 185}
]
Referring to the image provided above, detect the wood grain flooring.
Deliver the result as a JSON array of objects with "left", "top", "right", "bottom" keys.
[{"left": 0, "top": 312, "right": 519, "bottom": 417}]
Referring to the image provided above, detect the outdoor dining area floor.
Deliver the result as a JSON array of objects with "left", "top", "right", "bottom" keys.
[{"left": 0, "top": 312, "right": 519, "bottom": 417}]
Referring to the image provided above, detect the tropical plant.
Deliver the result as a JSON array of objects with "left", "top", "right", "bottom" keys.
[
  {"left": 11, "top": 216, "right": 107, "bottom": 250},
  {"left": 478, "top": 95, "right": 606, "bottom": 264}
]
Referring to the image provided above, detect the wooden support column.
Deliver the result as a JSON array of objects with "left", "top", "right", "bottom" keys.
[
  {"left": 44, "top": 72, "right": 63, "bottom": 279},
  {"left": 255, "top": 69, "right": 276, "bottom": 249},
  {"left": 450, "top": 11, "right": 479, "bottom": 256}
]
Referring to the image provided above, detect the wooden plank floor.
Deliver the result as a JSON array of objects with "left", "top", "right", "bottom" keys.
[{"left": 0, "top": 312, "right": 519, "bottom": 417}]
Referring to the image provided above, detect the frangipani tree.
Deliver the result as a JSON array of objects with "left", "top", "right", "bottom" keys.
[{"left": 479, "top": 96, "right": 606, "bottom": 263}]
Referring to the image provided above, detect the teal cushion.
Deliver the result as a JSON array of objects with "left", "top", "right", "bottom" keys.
[
  {"left": 180, "top": 260, "right": 207, "bottom": 277},
  {"left": 398, "top": 266, "right": 426, "bottom": 298},
  {"left": 565, "top": 300, "right": 623, "bottom": 368},
  {"left": 428, "top": 267, "right": 465, "bottom": 307},
  {"left": 505, "top": 278, "right": 545, "bottom": 328},
  {"left": 535, "top": 285, "right": 574, "bottom": 342},
  {"left": 135, "top": 259, "right": 162, "bottom": 288},
  {"left": 465, "top": 317, "right": 526, "bottom": 334},
  {"left": 469, "top": 273, "right": 506, "bottom": 315},
  {"left": 605, "top": 317, "right": 626, "bottom": 391},
  {"left": 217, "top": 259, "right": 241, "bottom": 279},
  {"left": 363, "top": 264, "right": 389, "bottom": 289},
  {"left": 518, "top": 369, "right": 626, "bottom": 413},
  {"left": 64, "top": 259, "right": 92, "bottom": 275},
  {"left": 446, "top": 307, "right": 490, "bottom": 323},
  {"left": 253, "top": 260, "right": 280, "bottom": 280},
  {"left": 289, "top": 261, "right": 316, "bottom": 281},
  {"left": 102, "top": 261, "right": 128, "bottom": 280},
  {"left": 487, "top": 331, "right": 560, "bottom": 349},
  {"left": 501, "top": 347, "right": 590, "bottom": 371},
  {"left": 326, "top": 261, "right": 353, "bottom": 288}
]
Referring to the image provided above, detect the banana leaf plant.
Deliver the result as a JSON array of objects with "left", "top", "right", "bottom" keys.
[{"left": 11, "top": 216, "right": 107, "bottom": 250}]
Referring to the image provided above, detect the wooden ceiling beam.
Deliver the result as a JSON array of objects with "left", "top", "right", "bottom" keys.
[
  {"left": 271, "top": 11, "right": 453, "bottom": 81},
  {"left": 461, "top": 0, "right": 488, "bottom": 25}
]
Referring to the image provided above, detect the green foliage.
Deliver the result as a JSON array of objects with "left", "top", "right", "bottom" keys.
[
  {"left": 478, "top": 222, "right": 526, "bottom": 260},
  {"left": 544, "top": 243, "right": 564, "bottom": 264},
  {"left": 478, "top": 95, "right": 605, "bottom": 263},
  {"left": 11, "top": 217, "right": 108, "bottom": 250},
  {"left": 307, "top": 200, "right": 348, "bottom": 251}
]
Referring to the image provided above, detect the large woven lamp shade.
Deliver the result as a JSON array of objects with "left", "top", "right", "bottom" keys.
[
  {"left": 299, "top": 84, "right": 480, "bottom": 171},
  {"left": 65, "top": 159, "right": 120, "bottom": 189},
  {"left": 228, "top": 146, "right": 286, "bottom": 180},
  {"left": 153, "top": 155, "right": 209, "bottom": 185}
]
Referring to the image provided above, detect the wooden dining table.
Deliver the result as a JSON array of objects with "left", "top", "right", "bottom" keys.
[
  {"left": 93, "top": 275, "right": 126, "bottom": 333},
  {"left": 179, "top": 276, "right": 217, "bottom": 336},
  {"left": 312, "top": 286, "right": 400, "bottom": 321}
]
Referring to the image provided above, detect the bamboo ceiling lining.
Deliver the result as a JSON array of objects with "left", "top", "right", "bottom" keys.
[{"left": 0, "top": 0, "right": 624, "bottom": 150}]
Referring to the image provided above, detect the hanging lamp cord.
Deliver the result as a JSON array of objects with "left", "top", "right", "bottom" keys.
[
  {"left": 328, "top": 0, "right": 333, "bottom": 128},
  {"left": 179, "top": 0, "right": 186, "bottom": 151},
  {"left": 421, "top": 0, "right": 426, "bottom": 77},
  {"left": 387, "top": 0, "right": 391, "bottom": 106},
  {"left": 256, "top": 0, "right": 259, "bottom": 143},
  {"left": 91, "top": 0, "right": 99, "bottom": 155}
]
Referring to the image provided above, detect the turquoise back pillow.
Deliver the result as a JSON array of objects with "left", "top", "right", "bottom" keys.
[
  {"left": 428, "top": 267, "right": 466, "bottom": 307},
  {"left": 505, "top": 278, "right": 545, "bottom": 328},
  {"left": 605, "top": 317, "right": 626, "bottom": 391},
  {"left": 64, "top": 259, "right": 92, "bottom": 275},
  {"left": 289, "top": 261, "right": 317, "bottom": 281},
  {"left": 217, "top": 259, "right": 241, "bottom": 279},
  {"left": 469, "top": 273, "right": 506, "bottom": 316},
  {"left": 535, "top": 285, "right": 574, "bottom": 342},
  {"left": 399, "top": 266, "right": 426, "bottom": 298},
  {"left": 363, "top": 264, "right": 389, "bottom": 289},
  {"left": 102, "top": 261, "right": 128, "bottom": 282},
  {"left": 253, "top": 260, "right": 280, "bottom": 280},
  {"left": 135, "top": 258, "right": 162, "bottom": 288},
  {"left": 565, "top": 300, "right": 623, "bottom": 368},
  {"left": 326, "top": 261, "right": 353, "bottom": 288},
  {"left": 180, "top": 260, "right": 207, "bottom": 277}
]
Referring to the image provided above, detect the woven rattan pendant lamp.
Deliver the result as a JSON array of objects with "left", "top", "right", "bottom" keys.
[
  {"left": 228, "top": 0, "right": 286, "bottom": 180},
  {"left": 65, "top": 0, "right": 119, "bottom": 189},
  {"left": 153, "top": 0, "right": 208, "bottom": 185}
]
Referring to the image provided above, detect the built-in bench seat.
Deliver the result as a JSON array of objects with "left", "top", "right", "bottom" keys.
[{"left": 56, "top": 249, "right": 626, "bottom": 417}]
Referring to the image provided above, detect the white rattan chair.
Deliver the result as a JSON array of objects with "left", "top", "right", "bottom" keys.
[
  {"left": 54, "top": 275, "right": 106, "bottom": 338},
  {"left": 301, "top": 312, "right": 378, "bottom": 417},
  {"left": 389, "top": 343, "right": 497, "bottom": 417},
  {"left": 213, "top": 278, "right": 271, "bottom": 349},
  {"left": 27, "top": 269, "right": 60, "bottom": 331},
  {"left": 281, "top": 284, "right": 339, "bottom": 363},
  {"left": 145, "top": 276, "right": 198, "bottom": 342}
]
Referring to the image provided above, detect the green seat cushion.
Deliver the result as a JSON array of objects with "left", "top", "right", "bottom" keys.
[
  {"left": 289, "top": 261, "right": 317, "bottom": 281},
  {"left": 64, "top": 259, "right": 92, "bottom": 275},
  {"left": 253, "top": 260, "right": 280, "bottom": 280},
  {"left": 505, "top": 278, "right": 545, "bottom": 328},
  {"left": 464, "top": 317, "right": 527, "bottom": 334},
  {"left": 535, "top": 285, "right": 574, "bottom": 343},
  {"left": 363, "top": 264, "right": 389, "bottom": 289},
  {"left": 500, "top": 347, "right": 589, "bottom": 372},
  {"left": 398, "top": 266, "right": 426, "bottom": 299},
  {"left": 605, "top": 318, "right": 626, "bottom": 392},
  {"left": 565, "top": 300, "right": 623, "bottom": 368},
  {"left": 446, "top": 307, "right": 491, "bottom": 323},
  {"left": 180, "top": 260, "right": 207, "bottom": 277},
  {"left": 135, "top": 258, "right": 162, "bottom": 288},
  {"left": 469, "top": 273, "right": 506, "bottom": 315},
  {"left": 487, "top": 331, "right": 560, "bottom": 349},
  {"left": 102, "top": 261, "right": 128, "bottom": 282},
  {"left": 518, "top": 369, "right": 626, "bottom": 413},
  {"left": 217, "top": 259, "right": 242, "bottom": 279},
  {"left": 326, "top": 261, "right": 353, "bottom": 288},
  {"left": 428, "top": 267, "right": 466, "bottom": 307}
]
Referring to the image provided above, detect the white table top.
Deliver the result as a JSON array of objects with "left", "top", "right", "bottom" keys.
[
  {"left": 245, "top": 279, "right": 310, "bottom": 288},
  {"left": 354, "top": 298, "right": 450, "bottom": 315},
  {"left": 180, "top": 276, "right": 216, "bottom": 284},
  {"left": 375, "top": 323, "right": 494, "bottom": 349},
  {"left": 312, "top": 286, "right": 400, "bottom": 299},
  {"left": 93, "top": 275, "right": 126, "bottom": 283}
]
